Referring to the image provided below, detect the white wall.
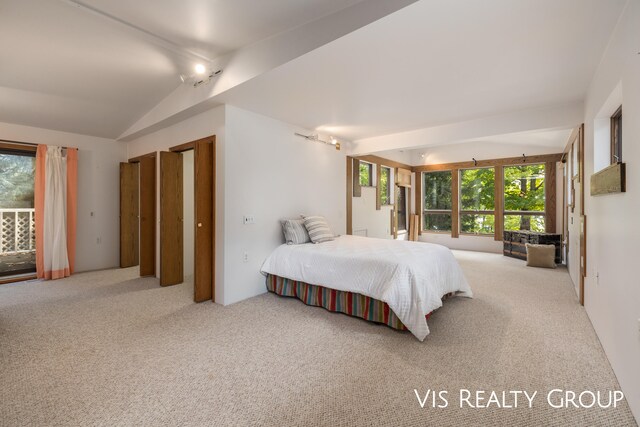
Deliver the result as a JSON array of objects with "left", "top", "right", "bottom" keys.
[
  {"left": 182, "top": 150, "right": 194, "bottom": 280},
  {"left": 127, "top": 104, "right": 347, "bottom": 306},
  {"left": 580, "top": 1, "right": 640, "bottom": 421},
  {"left": 0, "top": 121, "right": 127, "bottom": 272},
  {"left": 222, "top": 105, "right": 346, "bottom": 305},
  {"left": 127, "top": 106, "right": 226, "bottom": 301},
  {"left": 352, "top": 187, "right": 393, "bottom": 239}
]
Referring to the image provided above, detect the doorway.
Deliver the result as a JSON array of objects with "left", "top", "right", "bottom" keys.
[
  {"left": 0, "top": 141, "right": 37, "bottom": 281},
  {"left": 564, "top": 125, "right": 586, "bottom": 305},
  {"left": 160, "top": 136, "right": 215, "bottom": 302},
  {"left": 120, "top": 153, "right": 156, "bottom": 276}
]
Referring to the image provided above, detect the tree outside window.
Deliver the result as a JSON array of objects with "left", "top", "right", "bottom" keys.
[
  {"left": 503, "top": 164, "right": 545, "bottom": 232},
  {"left": 380, "top": 166, "right": 391, "bottom": 205},
  {"left": 423, "top": 171, "right": 452, "bottom": 232},
  {"left": 460, "top": 168, "right": 495, "bottom": 234},
  {"left": 359, "top": 162, "right": 372, "bottom": 186}
]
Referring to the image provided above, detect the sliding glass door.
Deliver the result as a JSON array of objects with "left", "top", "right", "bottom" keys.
[{"left": 0, "top": 148, "right": 36, "bottom": 277}]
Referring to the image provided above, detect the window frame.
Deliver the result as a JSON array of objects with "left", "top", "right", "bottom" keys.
[
  {"left": 422, "top": 170, "right": 453, "bottom": 234},
  {"left": 610, "top": 105, "right": 622, "bottom": 164},
  {"left": 379, "top": 166, "right": 392, "bottom": 205},
  {"left": 0, "top": 141, "right": 37, "bottom": 279},
  {"left": 358, "top": 161, "right": 373, "bottom": 187},
  {"left": 458, "top": 167, "right": 496, "bottom": 236},
  {"left": 502, "top": 163, "right": 546, "bottom": 233}
]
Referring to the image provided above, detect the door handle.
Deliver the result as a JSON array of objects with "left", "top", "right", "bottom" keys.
[{"left": 197, "top": 223, "right": 202, "bottom": 228}]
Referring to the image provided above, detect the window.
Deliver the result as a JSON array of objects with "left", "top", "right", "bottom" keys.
[
  {"left": 460, "top": 168, "right": 495, "bottom": 235},
  {"left": 359, "top": 161, "right": 373, "bottom": 186},
  {"left": 380, "top": 166, "right": 391, "bottom": 205},
  {"left": 611, "top": 105, "right": 622, "bottom": 164},
  {"left": 0, "top": 147, "right": 36, "bottom": 277},
  {"left": 503, "top": 164, "right": 545, "bottom": 232},
  {"left": 423, "top": 171, "right": 452, "bottom": 232},
  {"left": 397, "top": 186, "right": 408, "bottom": 231}
]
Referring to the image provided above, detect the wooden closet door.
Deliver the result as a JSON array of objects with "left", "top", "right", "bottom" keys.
[
  {"left": 160, "top": 151, "right": 183, "bottom": 286},
  {"left": 139, "top": 156, "right": 156, "bottom": 277},
  {"left": 194, "top": 139, "right": 215, "bottom": 302},
  {"left": 120, "top": 162, "right": 139, "bottom": 268}
]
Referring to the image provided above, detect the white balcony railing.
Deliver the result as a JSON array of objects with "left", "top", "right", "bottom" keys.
[{"left": 0, "top": 208, "right": 36, "bottom": 255}]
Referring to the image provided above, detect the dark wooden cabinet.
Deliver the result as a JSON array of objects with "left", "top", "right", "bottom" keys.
[{"left": 503, "top": 230, "right": 562, "bottom": 264}]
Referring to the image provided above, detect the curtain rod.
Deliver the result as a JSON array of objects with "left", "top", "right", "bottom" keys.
[{"left": 0, "top": 138, "right": 71, "bottom": 150}]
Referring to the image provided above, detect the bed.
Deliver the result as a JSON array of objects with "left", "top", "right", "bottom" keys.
[{"left": 260, "top": 235, "right": 472, "bottom": 341}]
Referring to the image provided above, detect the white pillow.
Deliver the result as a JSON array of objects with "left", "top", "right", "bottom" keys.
[
  {"left": 280, "top": 219, "right": 310, "bottom": 245},
  {"left": 302, "top": 215, "right": 335, "bottom": 244}
]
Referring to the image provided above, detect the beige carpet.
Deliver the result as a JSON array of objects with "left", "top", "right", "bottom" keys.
[{"left": 0, "top": 251, "right": 636, "bottom": 426}]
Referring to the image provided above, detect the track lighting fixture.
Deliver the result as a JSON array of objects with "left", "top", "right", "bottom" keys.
[{"left": 294, "top": 133, "right": 341, "bottom": 150}]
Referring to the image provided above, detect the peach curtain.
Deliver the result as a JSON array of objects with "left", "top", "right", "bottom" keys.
[{"left": 35, "top": 145, "right": 78, "bottom": 280}]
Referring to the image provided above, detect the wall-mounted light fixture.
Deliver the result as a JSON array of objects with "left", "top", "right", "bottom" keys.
[
  {"left": 294, "top": 133, "right": 340, "bottom": 150},
  {"left": 180, "top": 67, "right": 223, "bottom": 88}
]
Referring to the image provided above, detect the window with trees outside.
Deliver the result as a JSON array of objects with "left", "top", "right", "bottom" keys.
[
  {"left": 0, "top": 148, "right": 36, "bottom": 277},
  {"left": 359, "top": 162, "right": 372, "bottom": 186},
  {"left": 423, "top": 171, "right": 452, "bottom": 232},
  {"left": 380, "top": 166, "right": 391, "bottom": 205},
  {"left": 611, "top": 106, "right": 622, "bottom": 164},
  {"left": 460, "top": 168, "right": 495, "bottom": 234},
  {"left": 503, "top": 164, "right": 545, "bottom": 232}
]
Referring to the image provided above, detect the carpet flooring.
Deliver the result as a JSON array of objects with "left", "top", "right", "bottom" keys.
[{"left": 0, "top": 251, "right": 636, "bottom": 426}]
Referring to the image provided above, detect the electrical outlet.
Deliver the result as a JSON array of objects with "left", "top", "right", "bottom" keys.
[
  {"left": 243, "top": 252, "right": 249, "bottom": 263},
  {"left": 243, "top": 215, "right": 255, "bottom": 225}
]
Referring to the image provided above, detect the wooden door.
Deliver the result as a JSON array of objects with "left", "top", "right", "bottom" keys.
[
  {"left": 139, "top": 156, "right": 156, "bottom": 277},
  {"left": 160, "top": 151, "right": 183, "bottom": 286},
  {"left": 194, "top": 139, "right": 215, "bottom": 302},
  {"left": 120, "top": 162, "right": 139, "bottom": 268}
]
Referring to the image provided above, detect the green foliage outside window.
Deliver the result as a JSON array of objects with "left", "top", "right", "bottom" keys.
[
  {"left": 0, "top": 154, "right": 35, "bottom": 208},
  {"left": 503, "top": 164, "right": 545, "bottom": 232},
  {"left": 380, "top": 167, "right": 390, "bottom": 205},
  {"left": 359, "top": 162, "right": 371, "bottom": 186},
  {"left": 423, "top": 171, "right": 452, "bottom": 231},
  {"left": 460, "top": 168, "right": 495, "bottom": 234}
]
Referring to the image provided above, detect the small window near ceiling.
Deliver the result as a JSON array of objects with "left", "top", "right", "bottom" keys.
[
  {"left": 359, "top": 162, "right": 373, "bottom": 186},
  {"left": 611, "top": 106, "right": 622, "bottom": 164},
  {"left": 380, "top": 166, "right": 391, "bottom": 205}
]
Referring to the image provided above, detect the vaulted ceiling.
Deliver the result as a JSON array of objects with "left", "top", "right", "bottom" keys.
[
  {"left": 0, "top": 0, "right": 627, "bottom": 143},
  {"left": 0, "top": 0, "right": 365, "bottom": 138},
  {"left": 218, "top": 0, "right": 626, "bottom": 142}
]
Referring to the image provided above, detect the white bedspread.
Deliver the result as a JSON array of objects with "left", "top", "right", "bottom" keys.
[{"left": 260, "top": 235, "right": 472, "bottom": 340}]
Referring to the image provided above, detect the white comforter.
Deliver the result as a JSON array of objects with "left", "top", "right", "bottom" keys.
[{"left": 260, "top": 235, "right": 472, "bottom": 340}]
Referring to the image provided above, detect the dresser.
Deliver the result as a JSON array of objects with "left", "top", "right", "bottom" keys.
[{"left": 503, "top": 230, "right": 562, "bottom": 264}]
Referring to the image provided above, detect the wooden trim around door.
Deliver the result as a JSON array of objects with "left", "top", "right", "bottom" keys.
[
  {"left": 119, "top": 162, "right": 140, "bottom": 268},
  {"left": 160, "top": 151, "right": 184, "bottom": 287},
  {"left": 194, "top": 138, "right": 215, "bottom": 302},
  {"left": 346, "top": 156, "right": 353, "bottom": 235},
  {"left": 545, "top": 161, "right": 557, "bottom": 233}
]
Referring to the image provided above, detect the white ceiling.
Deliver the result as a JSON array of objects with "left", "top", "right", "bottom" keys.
[
  {"left": 462, "top": 128, "right": 574, "bottom": 149},
  {"left": 219, "top": 0, "right": 625, "bottom": 142},
  {"left": 0, "top": 0, "right": 626, "bottom": 142},
  {"left": 0, "top": 0, "right": 363, "bottom": 138}
]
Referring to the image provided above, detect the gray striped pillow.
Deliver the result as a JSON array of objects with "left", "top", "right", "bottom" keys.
[
  {"left": 280, "top": 219, "right": 311, "bottom": 245},
  {"left": 302, "top": 216, "right": 335, "bottom": 244}
]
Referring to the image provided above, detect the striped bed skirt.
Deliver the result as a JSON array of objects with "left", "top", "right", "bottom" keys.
[{"left": 265, "top": 274, "right": 435, "bottom": 331}]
